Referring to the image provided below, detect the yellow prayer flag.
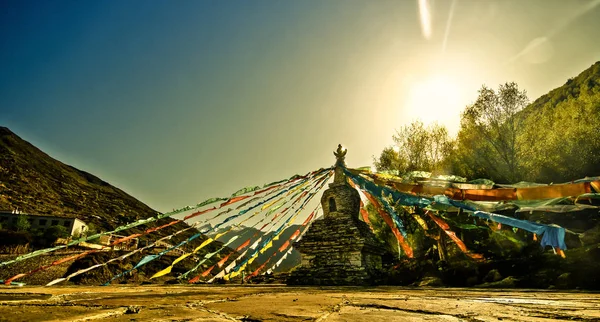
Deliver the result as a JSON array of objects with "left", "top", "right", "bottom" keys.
[
  {"left": 194, "top": 238, "right": 214, "bottom": 253},
  {"left": 248, "top": 253, "right": 259, "bottom": 264},
  {"left": 214, "top": 232, "right": 227, "bottom": 240},
  {"left": 150, "top": 266, "right": 172, "bottom": 279},
  {"left": 260, "top": 241, "right": 273, "bottom": 254},
  {"left": 172, "top": 253, "right": 192, "bottom": 266}
]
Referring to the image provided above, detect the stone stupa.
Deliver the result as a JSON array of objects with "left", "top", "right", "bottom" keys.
[{"left": 287, "top": 145, "right": 385, "bottom": 285}]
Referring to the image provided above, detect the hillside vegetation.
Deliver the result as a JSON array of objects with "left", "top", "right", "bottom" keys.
[
  {"left": 375, "top": 61, "right": 600, "bottom": 184},
  {"left": 0, "top": 127, "right": 231, "bottom": 284}
]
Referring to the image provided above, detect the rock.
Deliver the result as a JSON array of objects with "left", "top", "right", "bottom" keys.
[
  {"left": 556, "top": 273, "right": 573, "bottom": 289},
  {"left": 466, "top": 276, "right": 479, "bottom": 286},
  {"left": 581, "top": 226, "right": 600, "bottom": 246},
  {"left": 484, "top": 269, "right": 502, "bottom": 283},
  {"left": 478, "top": 276, "right": 518, "bottom": 288},
  {"left": 529, "top": 268, "right": 560, "bottom": 289},
  {"left": 125, "top": 306, "right": 141, "bottom": 314},
  {"left": 418, "top": 276, "right": 444, "bottom": 287}
]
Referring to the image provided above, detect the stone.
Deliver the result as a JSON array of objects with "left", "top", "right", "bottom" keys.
[
  {"left": 581, "top": 226, "right": 600, "bottom": 245},
  {"left": 287, "top": 145, "right": 385, "bottom": 286},
  {"left": 556, "top": 273, "right": 573, "bottom": 289},
  {"left": 484, "top": 269, "right": 502, "bottom": 283},
  {"left": 478, "top": 276, "right": 519, "bottom": 288},
  {"left": 125, "top": 306, "right": 141, "bottom": 314},
  {"left": 418, "top": 276, "right": 444, "bottom": 287}
]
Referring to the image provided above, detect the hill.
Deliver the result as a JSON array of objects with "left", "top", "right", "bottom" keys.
[
  {"left": 518, "top": 61, "right": 600, "bottom": 182},
  {"left": 0, "top": 127, "right": 229, "bottom": 284}
]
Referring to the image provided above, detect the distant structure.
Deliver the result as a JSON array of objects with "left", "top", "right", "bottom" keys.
[
  {"left": 287, "top": 145, "right": 385, "bottom": 285},
  {"left": 0, "top": 211, "right": 88, "bottom": 236},
  {"left": 98, "top": 234, "right": 139, "bottom": 251}
]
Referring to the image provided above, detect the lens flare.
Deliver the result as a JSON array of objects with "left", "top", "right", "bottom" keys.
[{"left": 418, "top": 0, "right": 433, "bottom": 39}]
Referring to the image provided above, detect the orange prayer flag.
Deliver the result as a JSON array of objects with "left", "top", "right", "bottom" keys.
[
  {"left": 219, "top": 195, "right": 250, "bottom": 208},
  {"left": 302, "top": 212, "right": 315, "bottom": 226},
  {"left": 235, "top": 239, "right": 251, "bottom": 252},
  {"left": 426, "top": 211, "right": 483, "bottom": 261},
  {"left": 290, "top": 229, "right": 300, "bottom": 240},
  {"left": 253, "top": 184, "right": 280, "bottom": 196},
  {"left": 217, "top": 253, "right": 232, "bottom": 268},
  {"left": 183, "top": 207, "right": 216, "bottom": 221},
  {"left": 278, "top": 241, "right": 290, "bottom": 252},
  {"left": 362, "top": 190, "right": 414, "bottom": 258},
  {"left": 201, "top": 265, "right": 216, "bottom": 277}
]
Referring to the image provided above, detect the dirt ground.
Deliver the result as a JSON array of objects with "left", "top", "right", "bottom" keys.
[{"left": 0, "top": 285, "right": 599, "bottom": 322}]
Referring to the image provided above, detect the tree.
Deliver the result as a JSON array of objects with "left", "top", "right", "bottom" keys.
[
  {"left": 44, "top": 225, "right": 69, "bottom": 243},
  {"left": 84, "top": 222, "right": 98, "bottom": 237},
  {"left": 455, "top": 82, "right": 528, "bottom": 182},
  {"left": 374, "top": 121, "right": 453, "bottom": 175},
  {"left": 15, "top": 214, "right": 30, "bottom": 232},
  {"left": 373, "top": 147, "right": 403, "bottom": 174},
  {"left": 517, "top": 63, "right": 600, "bottom": 182}
]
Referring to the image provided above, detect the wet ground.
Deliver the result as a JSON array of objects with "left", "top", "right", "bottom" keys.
[{"left": 0, "top": 285, "right": 599, "bottom": 321}]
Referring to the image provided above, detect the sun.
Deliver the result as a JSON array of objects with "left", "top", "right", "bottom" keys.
[{"left": 404, "top": 74, "right": 464, "bottom": 133}]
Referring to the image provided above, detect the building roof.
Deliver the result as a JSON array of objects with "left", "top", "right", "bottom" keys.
[{"left": 0, "top": 211, "right": 79, "bottom": 219}]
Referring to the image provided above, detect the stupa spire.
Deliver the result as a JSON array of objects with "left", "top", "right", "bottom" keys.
[{"left": 332, "top": 144, "right": 348, "bottom": 186}]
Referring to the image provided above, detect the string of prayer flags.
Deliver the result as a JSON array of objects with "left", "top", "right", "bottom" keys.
[
  {"left": 2, "top": 169, "right": 327, "bottom": 269},
  {"left": 359, "top": 189, "right": 414, "bottom": 258},
  {"left": 472, "top": 211, "right": 567, "bottom": 251},
  {"left": 131, "top": 171, "right": 330, "bottom": 281},
  {"left": 221, "top": 175, "right": 331, "bottom": 280},
  {"left": 185, "top": 172, "right": 332, "bottom": 282},
  {"left": 4, "top": 219, "right": 186, "bottom": 284},
  {"left": 425, "top": 211, "right": 483, "bottom": 260},
  {"left": 45, "top": 223, "right": 197, "bottom": 286}
]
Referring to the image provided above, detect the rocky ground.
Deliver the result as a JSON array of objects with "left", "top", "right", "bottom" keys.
[{"left": 0, "top": 285, "right": 599, "bottom": 321}]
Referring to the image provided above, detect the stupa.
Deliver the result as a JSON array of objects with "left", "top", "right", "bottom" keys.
[{"left": 287, "top": 145, "right": 385, "bottom": 285}]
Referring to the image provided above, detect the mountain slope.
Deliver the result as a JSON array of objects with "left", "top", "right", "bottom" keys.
[
  {"left": 0, "top": 127, "right": 230, "bottom": 284},
  {"left": 518, "top": 61, "right": 600, "bottom": 182}
]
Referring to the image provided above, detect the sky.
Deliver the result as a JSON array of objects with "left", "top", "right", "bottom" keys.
[{"left": 1, "top": 0, "right": 600, "bottom": 213}]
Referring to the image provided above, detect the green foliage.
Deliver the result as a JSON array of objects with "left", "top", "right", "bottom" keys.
[
  {"left": 373, "top": 147, "right": 402, "bottom": 174},
  {"left": 518, "top": 62, "right": 600, "bottom": 182},
  {"left": 84, "top": 222, "right": 98, "bottom": 237},
  {"left": 453, "top": 82, "right": 528, "bottom": 182},
  {"left": 375, "top": 61, "right": 600, "bottom": 183},
  {"left": 15, "top": 214, "right": 30, "bottom": 232},
  {"left": 374, "top": 121, "right": 453, "bottom": 175},
  {"left": 365, "top": 203, "right": 398, "bottom": 255},
  {"left": 44, "top": 225, "right": 69, "bottom": 242}
]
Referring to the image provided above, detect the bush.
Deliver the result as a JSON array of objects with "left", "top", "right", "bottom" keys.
[
  {"left": 15, "top": 214, "right": 30, "bottom": 232},
  {"left": 0, "top": 229, "right": 33, "bottom": 246},
  {"left": 44, "top": 225, "right": 69, "bottom": 243}
]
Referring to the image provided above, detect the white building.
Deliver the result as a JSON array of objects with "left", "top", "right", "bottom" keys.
[{"left": 0, "top": 211, "right": 88, "bottom": 236}]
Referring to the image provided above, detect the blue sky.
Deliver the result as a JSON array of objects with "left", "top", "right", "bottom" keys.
[{"left": 2, "top": 0, "right": 599, "bottom": 212}]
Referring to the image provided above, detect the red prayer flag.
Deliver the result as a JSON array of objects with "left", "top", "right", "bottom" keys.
[
  {"left": 235, "top": 239, "right": 251, "bottom": 252},
  {"left": 278, "top": 241, "right": 290, "bottom": 252}
]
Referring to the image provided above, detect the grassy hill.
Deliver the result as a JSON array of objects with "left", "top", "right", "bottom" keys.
[
  {"left": 518, "top": 61, "right": 600, "bottom": 182},
  {"left": 0, "top": 127, "right": 232, "bottom": 284}
]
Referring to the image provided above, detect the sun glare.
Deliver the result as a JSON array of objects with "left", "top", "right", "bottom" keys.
[
  {"left": 418, "top": 0, "right": 432, "bottom": 39},
  {"left": 405, "top": 74, "right": 463, "bottom": 133}
]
